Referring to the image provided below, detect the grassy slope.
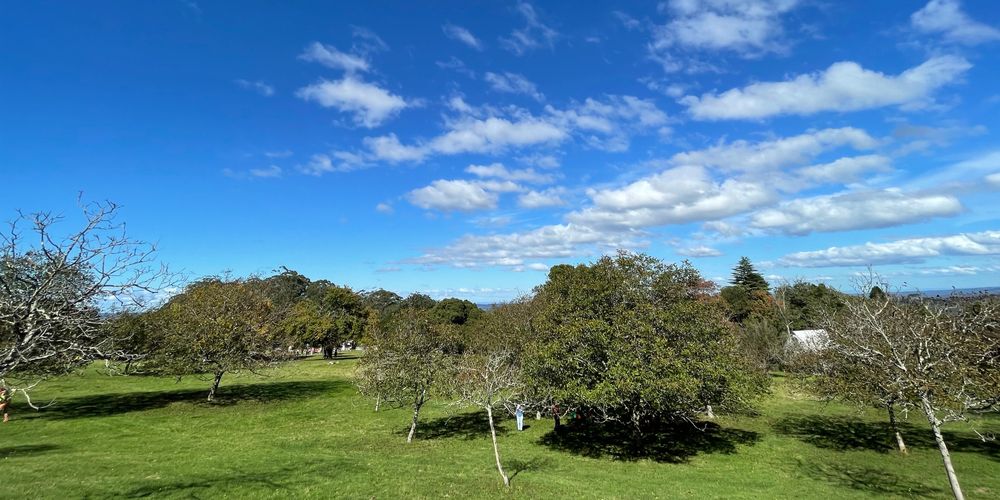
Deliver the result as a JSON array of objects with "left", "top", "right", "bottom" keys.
[{"left": 1, "top": 356, "right": 998, "bottom": 499}]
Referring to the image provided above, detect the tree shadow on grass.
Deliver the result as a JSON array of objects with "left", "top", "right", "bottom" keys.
[
  {"left": 22, "top": 380, "right": 346, "bottom": 421},
  {"left": 538, "top": 420, "right": 760, "bottom": 463},
  {"left": 508, "top": 457, "right": 552, "bottom": 482},
  {"left": 798, "top": 462, "right": 942, "bottom": 497},
  {"left": 409, "top": 411, "right": 509, "bottom": 441},
  {"left": 114, "top": 460, "right": 360, "bottom": 499},
  {"left": 0, "top": 444, "right": 60, "bottom": 459},
  {"left": 773, "top": 415, "right": 1000, "bottom": 460}
]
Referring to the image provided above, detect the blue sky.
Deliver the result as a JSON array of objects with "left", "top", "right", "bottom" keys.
[{"left": 3, "top": 0, "right": 1000, "bottom": 301}]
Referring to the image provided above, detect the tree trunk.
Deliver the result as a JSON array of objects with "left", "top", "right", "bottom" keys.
[
  {"left": 486, "top": 406, "right": 510, "bottom": 487},
  {"left": 375, "top": 394, "right": 381, "bottom": 412},
  {"left": 406, "top": 390, "right": 426, "bottom": 443},
  {"left": 552, "top": 405, "right": 561, "bottom": 431},
  {"left": 333, "top": 346, "right": 339, "bottom": 359},
  {"left": 207, "top": 371, "right": 224, "bottom": 402},
  {"left": 887, "top": 403, "right": 907, "bottom": 454},
  {"left": 705, "top": 404, "right": 716, "bottom": 419},
  {"left": 921, "top": 396, "right": 964, "bottom": 500}
]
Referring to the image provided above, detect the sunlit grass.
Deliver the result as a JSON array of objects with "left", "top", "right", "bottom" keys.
[{"left": 1, "top": 357, "right": 997, "bottom": 498}]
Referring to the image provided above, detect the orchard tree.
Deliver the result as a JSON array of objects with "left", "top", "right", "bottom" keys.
[
  {"left": 355, "top": 308, "right": 451, "bottom": 442},
  {"left": 1, "top": 201, "right": 169, "bottom": 401},
  {"left": 819, "top": 276, "right": 1000, "bottom": 500},
  {"left": 450, "top": 301, "right": 531, "bottom": 487},
  {"left": 151, "top": 277, "right": 287, "bottom": 401},
  {"left": 527, "top": 252, "right": 767, "bottom": 433},
  {"left": 313, "top": 285, "right": 367, "bottom": 358}
]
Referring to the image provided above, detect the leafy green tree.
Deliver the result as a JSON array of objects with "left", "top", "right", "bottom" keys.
[
  {"left": 430, "top": 298, "right": 482, "bottom": 325},
  {"left": 313, "top": 285, "right": 367, "bottom": 358},
  {"left": 361, "top": 289, "right": 403, "bottom": 319},
  {"left": 148, "top": 277, "right": 287, "bottom": 401},
  {"left": 527, "top": 252, "right": 767, "bottom": 433}
]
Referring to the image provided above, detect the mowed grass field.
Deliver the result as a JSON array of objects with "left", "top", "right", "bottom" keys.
[{"left": 2, "top": 355, "right": 999, "bottom": 499}]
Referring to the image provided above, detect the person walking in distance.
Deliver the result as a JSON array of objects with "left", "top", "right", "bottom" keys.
[
  {"left": 515, "top": 404, "right": 524, "bottom": 431},
  {"left": 0, "top": 386, "right": 11, "bottom": 423}
]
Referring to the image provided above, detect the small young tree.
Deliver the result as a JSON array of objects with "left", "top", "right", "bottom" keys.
[
  {"left": 450, "top": 302, "right": 531, "bottom": 487},
  {"left": 150, "top": 277, "right": 287, "bottom": 401},
  {"left": 355, "top": 308, "right": 451, "bottom": 442},
  {"left": 820, "top": 276, "right": 1000, "bottom": 500}
]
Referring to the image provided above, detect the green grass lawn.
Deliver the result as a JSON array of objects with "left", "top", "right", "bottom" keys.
[{"left": 2, "top": 356, "right": 998, "bottom": 499}]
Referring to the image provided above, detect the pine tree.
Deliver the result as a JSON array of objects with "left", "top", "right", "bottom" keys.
[{"left": 731, "top": 257, "right": 769, "bottom": 292}]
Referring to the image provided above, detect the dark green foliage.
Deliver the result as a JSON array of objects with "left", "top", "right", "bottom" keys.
[
  {"left": 430, "top": 298, "right": 482, "bottom": 325},
  {"left": 528, "top": 252, "right": 768, "bottom": 430},
  {"left": 731, "top": 257, "right": 769, "bottom": 292}
]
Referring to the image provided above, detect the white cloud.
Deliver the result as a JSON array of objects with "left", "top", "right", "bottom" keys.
[
  {"left": 517, "top": 153, "right": 561, "bottom": 169},
  {"left": 500, "top": 2, "right": 558, "bottom": 55},
  {"left": 411, "top": 223, "right": 639, "bottom": 268},
  {"left": 675, "top": 245, "right": 723, "bottom": 257},
  {"left": 795, "top": 155, "right": 892, "bottom": 184},
  {"left": 905, "top": 150, "right": 1000, "bottom": 190},
  {"left": 987, "top": 172, "right": 1000, "bottom": 187},
  {"left": 443, "top": 24, "right": 483, "bottom": 50},
  {"left": 296, "top": 77, "right": 410, "bottom": 128},
  {"left": 484, "top": 72, "right": 545, "bottom": 101},
  {"left": 264, "top": 150, "right": 293, "bottom": 159},
  {"left": 671, "top": 127, "right": 878, "bottom": 173},
  {"left": 751, "top": 190, "right": 963, "bottom": 235},
  {"left": 911, "top": 0, "right": 1000, "bottom": 45},
  {"left": 465, "top": 163, "right": 554, "bottom": 184},
  {"left": 780, "top": 230, "right": 1000, "bottom": 267},
  {"left": 569, "top": 165, "right": 775, "bottom": 229},
  {"left": 363, "top": 134, "right": 428, "bottom": 162},
  {"left": 406, "top": 180, "right": 500, "bottom": 212},
  {"left": 298, "top": 42, "right": 369, "bottom": 73},
  {"left": 518, "top": 188, "right": 567, "bottom": 209},
  {"left": 652, "top": 0, "right": 800, "bottom": 58},
  {"left": 375, "top": 202, "right": 394, "bottom": 214},
  {"left": 234, "top": 79, "right": 275, "bottom": 96},
  {"left": 249, "top": 165, "right": 282, "bottom": 178},
  {"left": 682, "top": 56, "right": 971, "bottom": 120}
]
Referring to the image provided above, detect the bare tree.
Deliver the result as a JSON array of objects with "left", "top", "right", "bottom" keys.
[
  {"left": 449, "top": 302, "right": 530, "bottom": 487},
  {"left": 820, "top": 275, "right": 1000, "bottom": 500},
  {"left": 0, "top": 201, "right": 169, "bottom": 401}
]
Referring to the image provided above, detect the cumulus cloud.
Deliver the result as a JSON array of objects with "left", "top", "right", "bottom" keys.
[
  {"left": 443, "top": 24, "right": 483, "bottom": 50},
  {"left": 299, "top": 42, "right": 369, "bottom": 73},
  {"left": 651, "top": 0, "right": 801, "bottom": 68},
  {"left": 366, "top": 115, "right": 568, "bottom": 162},
  {"left": 484, "top": 72, "right": 545, "bottom": 101},
  {"left": 911, "top": 0, "right": 1000, "bottom": 45},
  {"left": 500, "top": 2, "right": 558, "bottom": 55},
  {"left": 465, "top": 163, "right": 554, "bottom": 184},
  {"left": 671, "top": 127, "right": 878, "bottom": 173},
  {"left": 795, "top": 155, "right": 892, "bottom": 184},
  {"left": 674, "top": 244, "right": 724, "bottom": 257},
  {"left": 518, "top": 188, "right": 567, "bottom": 209},
  {"left": 406, "top": 180, "right": 501, "bottom": 212},
  {"left": 987, "top": 172, "right": 1000, "bottom": 187},
  {"left": 780, "top": 230, "right": 1000, "bottom": 267},
  {"left": 296, "top": 77, "right": 410, "bottom": 128},
  {"left": 234, "top": 79, "right": 275, "bottom": 96},
  {"left": 750, "top": 190, "right": 963, "bottom": 235},
  {"left": 682, "top": 56, "right": 971, "bottom": 120},
  {"left": 410, "top": 223, "right": 640, "bottom": 268},
  {"left": 569, "top": 165, "right": 776, "bottom": 229}
]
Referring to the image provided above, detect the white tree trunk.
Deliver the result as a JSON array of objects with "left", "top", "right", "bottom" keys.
[
  {"left": 207, "top": 371, "right": 224, "bottom": 402},
  {"left": 921, "top": 397, "right": 964, "bottom": 500},
  {"left": 375, "top": 394, "right": 381, "bottom": 412},
  {"left": 406, "top": 390, "right": 425, "bottom": 443},
  {"left": 705, "top": 404, "right": 715, "bottom": 419},
  {"left": 887, "top": 403, "right": 907, "bottom": 454},
  {"left": 486, "top": 406, "right": 510, "bottom": 487}
]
